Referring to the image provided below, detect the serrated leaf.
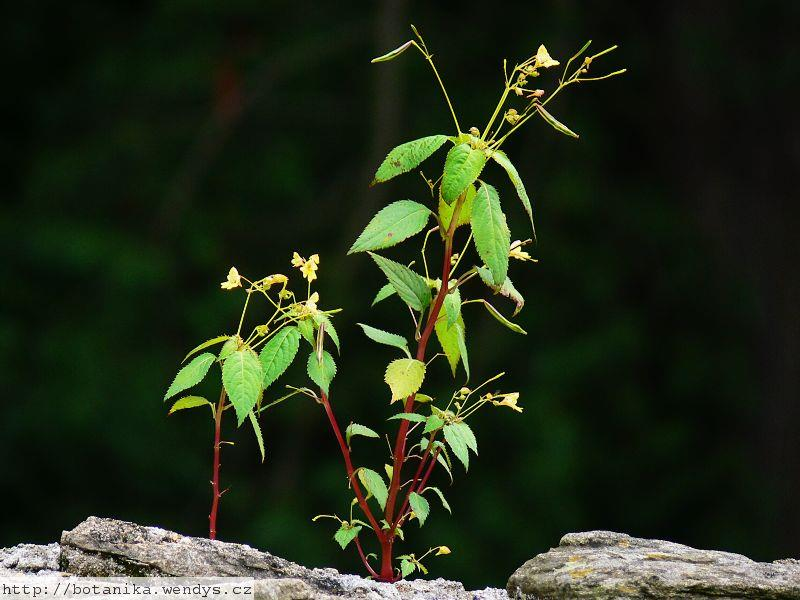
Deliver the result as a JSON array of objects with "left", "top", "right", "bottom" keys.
[
  {"left": 477, "top": 266, "right": 525, "bottom": 316},
  {"left": 297, "top": 319, "right": 315, "bottom": 345},
  {"left": 481, "top": 300, "right": 527, "bottom": 334},
  {"left": 441, "top": 143, "right": 487, "bottom": 204},
  {"left": 491, "top": 150, "right": 535, "bottom": 236},
  {"left": 358, "top": 468, "right": 389, "bottom": 509},
  {"left": 164, "top": 353, "right": 216, "bottom": 401},
  {"left": 259, "top": 326, "right": 301, "bottom": 389},
  {"left": 183, "top": 335, "right": 230, "bottom": 363},
  {"left": 423, "top": 414, "right": 444, "bottom": 434},
  {"left": 349, "top": 200, "right": 431, "bottom": 254},
  {"left": 345, "top": 423, "right": 380, "bottom": 447},
  {"left": 400, "top": 559, "right": 415, "bottom": 578},
  {"left": 408, "top": 491, "right": 430, "bottom": 526},
  {"left": 372, "top": 283, "right": 397, "bottom": 306},
  {"left": 222, "top": 349, "right": 264, "bottom": 425},
  {"left": 357, "top": 323, "right": 409, "bottom": 356},
  {"left": 307, "top": 350, "right": 337, "bottom": 394},
  {"left": 334, "top": 524, "right": 362, "bottom": 549},
  {"left": 471, "top": 182, "right": 510, "bottom": 286},
  {"left": 384, "top": 463, "right": 394, "bottom": 481},
  {"left": 387, "top": 412, "right": 426, "bottom": 423},
  {"left": 438, "top": 184, "right": 475, "bottom": 231},
  {"left": 168, "top": 396, "right": 213, "bottom": 415},
  {"left": 537, "top": 104, "right": 579, "bottom": 138},
  {"left": 424, "top": 486, "right": 451, "bottom": 514},
  {"left": 248, "top": 411, "right": 265, "bottom": 462},
  {"left": 313, "top": 313, "right": 340, "bottom": 353},
  {"left": 443, "top": 422, "right": 476, "bottom": 471},
  {"left": 218, "top": 336, "right": 239, "bottom": 362},
  {"left": 443, "top": 288, "right": 462, "bottom": 328},
  {"left": 455, "top": 322, "right": 469, "bottom": 380},
  {"left": 451, "top": 421, "right": 477, "bottom": 454},
  {"left": 369, "top": 253, "right": 431, "bottom": 312},
  {"left": 372, "top": 135, "right": 449, "bottom": 184},
  {"left": 384, "top": 358, "right": 426, "bottom": 402},
  {"left": 434, "top": 312, "right": 464, "bottom": 377},
  {"left": 371, "top": 39, "right": 413, "bottom": 63}
]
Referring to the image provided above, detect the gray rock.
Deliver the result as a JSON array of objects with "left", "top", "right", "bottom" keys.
[
  {"left": 507, "top": 530, "right": 800, "bottom": 599},
  {"left": 0, "top": 543, "right": 60, "bottom": 573},
  {"left": 57, "top": 516, "right": 503, "bottom": 600}
]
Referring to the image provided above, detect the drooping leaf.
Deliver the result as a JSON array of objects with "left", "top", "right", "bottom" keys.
[
  {"left": 369, "top": 253, "right": 431, "bottom": 312},
  {"left": 434, "top": 312, "right": 464, "bottom": 377},
  {"left": 307, "top": 350, "right": 337, "bottom": 394},
  {"left": 357, "top": 323, "right": 410, "bottom": 357},
  {"left": 423, "top": 414, "right": 444, "bottom": 434},
  {"left": 455, "top": 322, "right": 470, "bottom": 380},
  {"left": 297, "top": 319, "right": 315, "bottom": 345},
  {"left": 536, "top": 104, "right": 579, "bottom": 138},
  {"left": 443, "top": 288, "right": 462, "bottom": 328},
  {"left": 441, "top": 143, "right": 487, "bottom": 204},
  {"left": 349, "top": 200, "right": 432, "bottom": 254},
  {"left": 371, "top": 40, "right": 413, "bottom": 63},
  {"left": 424, "top": 486, "right": 452, "bottom": 514},
  {"left": 443, "top": 421, "right": 478, "bottom": 471},
  {"left": 451, "top": 420, "right": 477, "bottom": 454},
  {"left": 491, "top": 150, "right": 535, "bottom": 236},
  {"left": 481, "top": 300, "right": 527, "bottom": 334},
  {"left": 164, "top": 353, "right": 216, "bottom": 401},
  {"left": 248, "top": 411, "right": 265, "bottom": 462},
  {"left": 345, "top": 423, "right": 380, "bottom": 447},
  {"left": 168, "top": 395, "right": 213, "bottom": 416},
  {"left": 471, "top": 182, "right": 510, "bottom": 285},
  {"left": 183, "top": 335, "right": 230, "bottom": 363},
  {"left": 477, "top": 266, "right": 525, "bottom": 316},
  {"left": 218, "top": 336, "right": 239, "bottom": 362},
  {"left": 259, "top": 326, "right": 301, "bottom": 389},
  {"left": 372, "top": 135, "right": 449, "bottom": 184},
  {"left": 408, "top": 491, "right": 430, "bottom": 525},
  {"left": 372, "top": 283, "right": 397, "bottom": 306},
  {"left": 387, "top": 412, "right": 427, "bottom": 423},
  {"left": 222, "top": 349, "right": 264, "bottom": 425},
  {"left": 438, "top": 184, "right": 475, "bottom": 231},
  {"left": 358, "top": 468, "right": 389, "bottom": 509},
  {"left": 313, "top": 313, "right": 340, "bottom": 353},
  {"left": 384, "top": 358, "right": 426, "bottom": 402},
  {"left": 334, "top": 523, "right": 362, "bottom": 549}
]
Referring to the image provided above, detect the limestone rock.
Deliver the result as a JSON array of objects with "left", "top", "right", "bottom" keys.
[
  {"left": 0, "top": 543, "right": 60, "bottom": 574},
  {"left": 507, "top": 530, "right": 800, "bottom": 599}
]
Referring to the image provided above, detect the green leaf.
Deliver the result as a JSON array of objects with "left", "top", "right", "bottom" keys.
[
  {"left": 164, "top": 353, "right": 216, "bottom": 401},
  {"left": 334, "top": 523, "right": 362, "bottom": 549},
  {"left": 168, "top": 395, "right": 213, "bottom": 415},
  {"left": 372, "top": 135, "right": 449, "bottom": 184},
  {"left": 297, "top": 319, "right": 315, "bottom": 345},
  {"left": 441, "top": 143, "right": 487, "bottom": 204},
  {"left": 183, "top": 335, "right": 230, "bottom": 363},
  {"left": 491, "top": 150, "right": 535, "bottom": 236},
  {"left": 222, "top": 349, "right": 265, "bottom": 425},
  {"left": 345, "top": 423, "right": 379, "bottom": 447},
  {"left": 371, "top": 40, "right": 413, "bottom": 63},
  {"left": 248, "top": 411, "right": 265, "bottom": 462},
  {"left": 388, "top": 412, "right": 426, "bottom": 423},
  {"left": 358, "top": 468, "right": 389, "bottom": 509},
  {"left": 349, "top": 200, "right": 431, "bottom": 254},
  {"left": 218, "top": 336, "right": 239, "bottom": 362},
  {"left": 537, "top": 104, "right": 579, "bottom": 138},
  {"left": 434, "top": 312, "right": 465, "bottom": 377},
  {"left": 423, "top": 486, "right": 451, "bottom": 514},
  {"left": 372, "top": 283, "right": 397, "bottom": 306},
  {"left": 408, "top": 491, "right": 430, "bottom": 525},
  {"left": 443, "top": 421, "right": 478, "bottom": 471},
  {"left": 369, "top": 253, "right": 431, "bottom": 312},
  {"left": 384, "top": 358, "right": 426, "bottom": 402},
  {"left": 415, "top": 393, "right": 434, "bottom": 403},
  {"left": 481, "top": 300, "right": 527, "bottom": 334},
  {"left": 313, "top": 313, "right": 340, "bottom": 353},
  {"left": 471, "top": 182, "right": 510, "bottom": 285},
  {"left": 452, "top": 421, "right": 477, "bottom": 454},
  {"left": 400, "top": 558, "right": 415, "bottom": 578},
  {"left": 477, "top": 266, "right": 525, "bottom": 316},
  {"left": 307, "top": 350, "right": 337, "bottom": 394},
  {"left": 443, "top": 288, "right": 462, "bottom": 329},
  {"left": 455, "top": 322, "right": 469, "bottom": 380},
  {"left": 259, "top": 326, "right": 301, "bottom": 389},
  {"left": 438, "top": 184, "right": 475, "bottom": 231},
  {"left": 423, "top": 414, "right": 444, "bottom": 434},
  {"left": 357, "top": 323, "right": 409, "bottom": 356}
]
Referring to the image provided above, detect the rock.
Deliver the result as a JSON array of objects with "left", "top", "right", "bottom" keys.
[
  {"left": 56, "top": 516, "right": 503, "bottom": 600},
  {"left": 0, "top": 543, "right": 60, "bottom": 573},
  {"left": 507, "top": 530, "right": 800, "bottom": 599}
]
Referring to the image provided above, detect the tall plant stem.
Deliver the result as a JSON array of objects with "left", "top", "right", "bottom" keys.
[{"left": 209, "top": 388, "right": 226, "bottom": 539}]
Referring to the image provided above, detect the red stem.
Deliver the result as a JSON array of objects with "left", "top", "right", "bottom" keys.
[
  {"left": 394, "top": 433, "right": 438, "bottom": 526},
  {"left": 209, "top": 389, "right": 226, "bottom": 539},
  {"left": 354, "top": 536, "right": 378, "bottom": 578},
  {"left": 397, "top": 448, "right": 441, "bottom": 528}
]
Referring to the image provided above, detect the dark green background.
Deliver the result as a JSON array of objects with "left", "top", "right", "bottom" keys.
[{"left": 3, "top": 0, "right": 798, "bottom": 588}]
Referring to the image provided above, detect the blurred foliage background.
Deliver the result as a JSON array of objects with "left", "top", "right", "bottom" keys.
[{"left": 2, "top": 0, "right": 799, "bottom": 588}]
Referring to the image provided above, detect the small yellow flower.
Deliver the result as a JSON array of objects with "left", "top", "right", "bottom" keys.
[
  {"left": 301, "top": 260, "right": 318, "bottom": 282},
  {"left": 309, "top": 254, "right": 320, "bottom": 266},
  {"left": 271, "top": 274, "right": 288, "bottom": 284},
  {"left": 509, "top": 240, "right": 534, "bottom": 261},
  {"left": 220, "top": 267, "right": 242, "bottom": 290},
  {"left": 535, "top": 44, "right": 560, "bottom": 68},
  {"left": 505, "top": 108, "right": 521, "bottom": 125},
  {"left": 255, "top": 324, "right": 270, "bottom": 336},
  {"left": 291, "top": 252, "right": 304, "bottom": 268},
  {"left": 305, "top": 291, "right": 320, "bottom": 313},
  {"left": 492, "top": 392, "right": 523, "bottom": 413},
  {"left": 436, "top": 546, "right": 451, "bottom": 556}
]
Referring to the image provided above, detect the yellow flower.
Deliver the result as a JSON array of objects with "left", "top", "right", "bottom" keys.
[
  {"left": 292, "top": 252, "right": 320, "bottom": 282},
  {"left": 305, "top": 291, "right": 319, "bottom": 313},
  {"left": 436, "top": 546, "right": 451, "bottom": 556},
  {"left": 492, "top": 392, "right": 523, "bottom": 413},
  {"left": 291, "top": 252, "right": 304, "bottom": 268},
  {"left": 509, "top": 240, "right": 534, "bottom": 261},
  {"left": 220, "top": 267, "right": 242, "bottom": 290},
  {"left": 535, "top": 44, "right": 560, "bottom": 68},
  {"left": 309, "top": 254, "right": 320, "bottom": 266},
  {"left": 271, "top": 274, "right": 288, "bottom": 284}
]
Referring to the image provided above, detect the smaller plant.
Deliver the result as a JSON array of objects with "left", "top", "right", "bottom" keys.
[{"left": 163, "top": 262, "right": 338, "bottom": 539}]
